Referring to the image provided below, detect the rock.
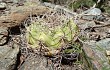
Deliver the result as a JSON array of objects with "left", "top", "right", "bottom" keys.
[
  {"left": 2, "top": 0, "right": 13, "bottom": 3},
  {"left": 0, "top": 5, "right": 51, "bottom": 28},
  {"left": 106, "top": 50, "right": 110, "bottom": 56},
  {"left": 0, "top": 43, "right": 19, "bottom": 70},
  {"left": 12, "top": 0, "right": 19, "bottom": 3},
  {"left": 82, "top": 8, "right": 102, "bottom": 20},
  {"left": 0, "top": 2, "right": 6, "bottom": 10},
  {"left": 82, "top": 15, "right": 94, "bottom": 20},
  {"left": 18, "top": 53, "right": 82, "bottom": 70},
  {"left": 0, "top": 27, "right": 8, "bottom": 46},
  {"left": 79, "top": 21, "right": 96, "bottom": 30},
  {"left": 18, "top": 54, "right": 52, "bottom": 70},
  {"left": 83, "top": 38, "right": 110, "bottom": 70},
  {"left": 96, "top": 38, "right": 110, "bottom": 49},
  {"left": 43, "top": 2, "right": 77, "bottom": 16},
  {"left": 93, "top": 15, "right": 106, "bottom": 21},
  {"left": 2, "top": 0, "right": 24, "bottom": 3},
  {"left": 83, "top": 8, "right": 101, "bottom": 15}
]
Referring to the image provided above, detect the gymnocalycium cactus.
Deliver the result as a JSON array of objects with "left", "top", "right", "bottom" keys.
[{"left": 26, "top": 18, "right": 79, "bottom": 55}]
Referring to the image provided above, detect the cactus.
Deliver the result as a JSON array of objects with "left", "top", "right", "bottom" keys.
[{"left": 26, "top": 18, "right": 79, "bottom": 55}]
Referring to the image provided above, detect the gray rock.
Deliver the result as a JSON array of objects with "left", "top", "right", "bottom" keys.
[
  {"left": 83, "top": 8, "right": 101, "bottom": 15},
  {"left": 93, "top": 15, "right": 106, "bottom": 21},
  {"left": 43, "top": 2, "right": 77, "bottom": 16},
  {"left": 2, "top": 0, "right": 26, "bottom": 4},
  {"left": 83, "top": 38, "right": 110, "bottom": 70},
  {"left": 82, "top": 14, "right": 105, "bottom": 21},
  {"left": 11, "top": 0, "right": 18, "bottom": 3},
  {"left": 13, "top": 0, "right": 25, "bottom": 4},
  {"left": 79, "top": 21, "right": 96, "bottom": 30},
  {"left": 19, "top": 54, "right": 52, "bottom": 70},
  {"left": 2, "top": 0, "right": 13, "bottom": 3},
  {"left": 96, "top": 38, "right": 110, "bottom": 49},
  {"left": 0, "top": 2, "right": 6, "bottom": 9},
  {"left": 95, "top": 38, "right": 110, "bottom": 69},
  {"left": 82, "top": 15, "right": 94, "bottom": 20},
  {"left": 81, "top": 8, "right": 102, "bottom": 20},
  {"left": 0, "top": 43, "right": 19, "bottom": 70},
  {"left": 0, "top": 27, "right": 8, "bottom": 46}
]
